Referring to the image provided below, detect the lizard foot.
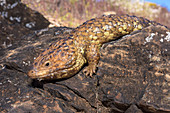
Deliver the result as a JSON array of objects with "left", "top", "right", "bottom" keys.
[{"left": 83, "top": 64, "right": 97, "bottom": 77}]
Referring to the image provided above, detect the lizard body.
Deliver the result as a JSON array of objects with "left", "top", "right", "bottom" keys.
[{"left": 28, "top": 14, "right": 160, "bottom": 80}]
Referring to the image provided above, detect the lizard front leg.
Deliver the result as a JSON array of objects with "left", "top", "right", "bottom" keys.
[{"left": 83, "top": 44, "right": 101, "bottom": 77}]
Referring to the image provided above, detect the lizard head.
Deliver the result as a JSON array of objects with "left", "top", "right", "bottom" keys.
[{"left": 28, "top": 37, "right": 85, "bottom": 80}]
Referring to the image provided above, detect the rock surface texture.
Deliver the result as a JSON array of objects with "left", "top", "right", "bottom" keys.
[{"left": 0, "top": 1, "right": 170, "bottom": 113}]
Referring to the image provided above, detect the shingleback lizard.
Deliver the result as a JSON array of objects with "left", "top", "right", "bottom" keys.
[{"left": 28, "top": 14, "right": 161, "bottom": 80}]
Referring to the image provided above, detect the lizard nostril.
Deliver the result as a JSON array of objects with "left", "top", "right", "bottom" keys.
[{"left": 28, "top": 70, "right": 33, "bottom": 77}]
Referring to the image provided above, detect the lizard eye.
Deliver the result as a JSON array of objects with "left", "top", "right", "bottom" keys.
[{"left": 44, "top": 61, "right": 51, "bottom": 67}]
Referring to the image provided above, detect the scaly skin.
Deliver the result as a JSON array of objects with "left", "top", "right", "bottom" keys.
[{"left": 28, "top": 14, "right": 160, "bottom": 80}]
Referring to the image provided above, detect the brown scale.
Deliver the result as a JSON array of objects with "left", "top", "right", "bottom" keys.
[{"left": 28, "top": 14, "right": 161, "bottom": 80}]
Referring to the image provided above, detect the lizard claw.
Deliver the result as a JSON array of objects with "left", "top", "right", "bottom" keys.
[{"left": 83, "top": 64, "right": 97, "bottom": 77}]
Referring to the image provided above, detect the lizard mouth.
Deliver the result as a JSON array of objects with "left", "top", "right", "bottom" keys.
[
  {"left": 27, "top": 68, "right": 50, "bottom": 80},
  {"left": 27, "top": 66, "right": 72, "bottom": 81}
]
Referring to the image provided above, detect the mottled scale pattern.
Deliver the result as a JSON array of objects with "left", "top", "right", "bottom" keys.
[{"left": 28, "top": 14, "right": 161, "bottom": 80}]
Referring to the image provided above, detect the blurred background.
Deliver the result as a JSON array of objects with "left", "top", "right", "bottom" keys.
[{"left": 22, "top": 0, "right": 170, "bottom": 28}]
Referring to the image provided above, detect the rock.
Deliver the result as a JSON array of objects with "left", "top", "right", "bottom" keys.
[
  {"left": 0, "top": 0, "right": 49, "bottom": 30},
  {"left": 1, "top": 24, "right": 169, "bottom": 112},
  {"left": 0, "top": 0, "right": 50, "bottom": 49},
  {"left": 98, "top": 25, "right": 170, "bottom": 113},
  {"left": 125, "top": 105, "right": 143, "bottom": 113},
  {"left": 0, "top": 2, "right": 169, "bottom": 112},
  {"left": 0, "top": 26, "right": 74, "bottom": 112}
]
